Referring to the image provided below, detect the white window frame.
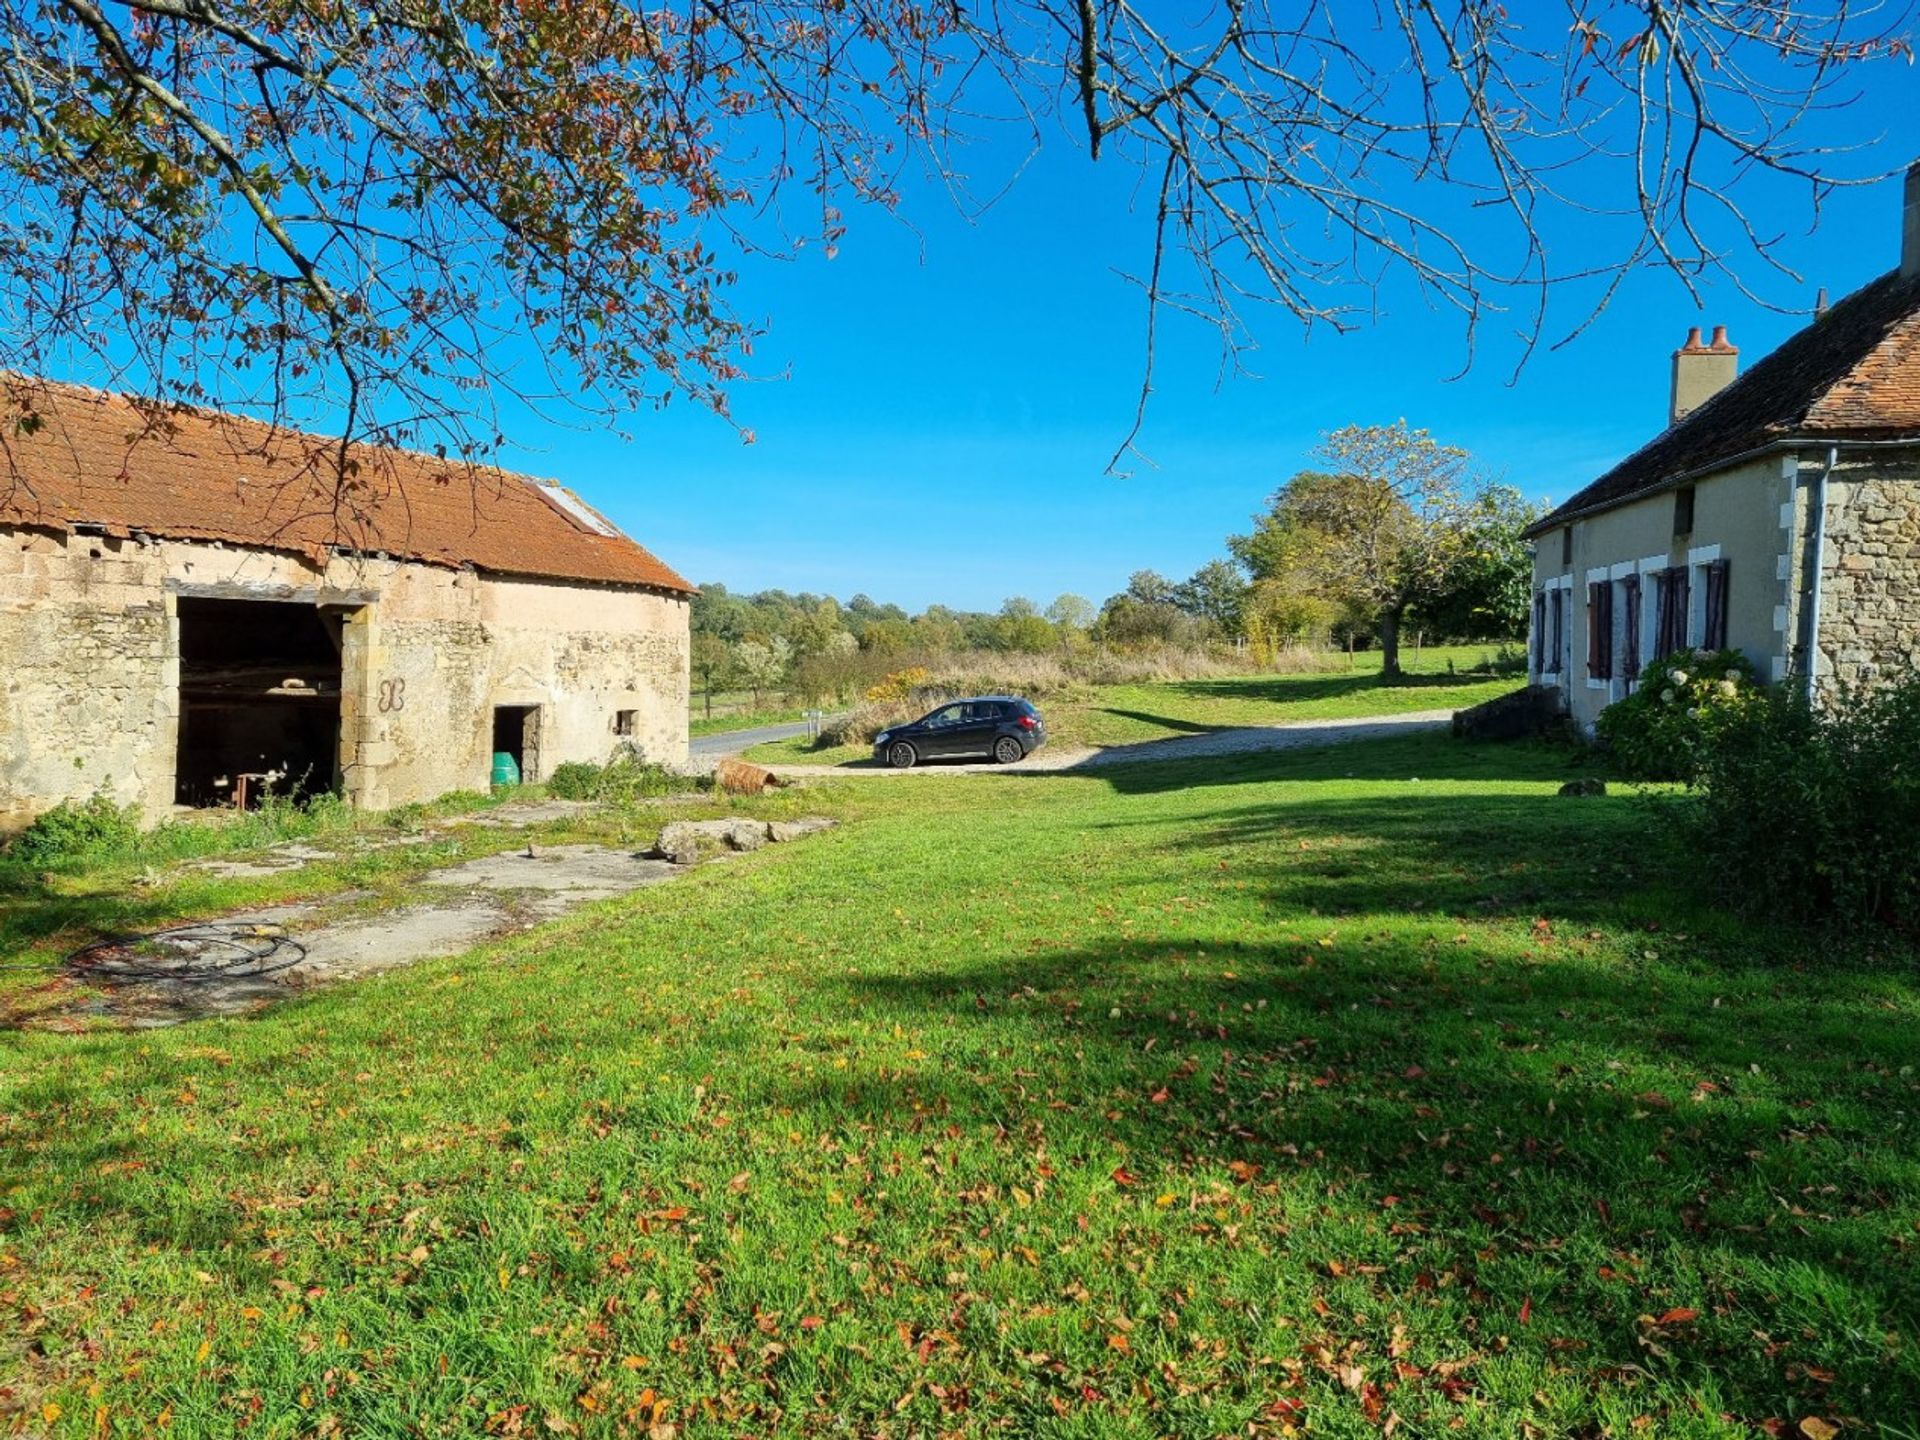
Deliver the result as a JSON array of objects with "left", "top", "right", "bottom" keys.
[
  {"left": 1607, "top": 561, "right": 1637, "bottom": 700},
  {"left": 1636, "top": 554, "right": 1667, "bottom": 669}
]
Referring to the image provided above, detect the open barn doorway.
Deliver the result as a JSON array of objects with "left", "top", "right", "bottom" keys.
[
  {"left": 174, "top": 597, "right": 343, "bottom": 808},
  {"left": 491, "top": 705, "right": 541, "bottom": 784}
]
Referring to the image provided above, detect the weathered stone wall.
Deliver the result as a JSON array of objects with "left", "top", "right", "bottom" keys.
[
  {"left": 0, "top": 529, "right": 178, "bottom": 830},
  {"left": 1814, "top": 452, "right": 1920, "bottom": 699},
  {"left": 1, "top": 527, "right": 689, "bottom": 830}
]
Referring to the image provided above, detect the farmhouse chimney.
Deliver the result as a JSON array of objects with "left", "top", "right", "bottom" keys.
[
  {"left": 1903, "top": 160, "right": 1920, "bottom": 279},
  {"left": 1670, "top": 324, "right": 1738, "bottom": 427}
]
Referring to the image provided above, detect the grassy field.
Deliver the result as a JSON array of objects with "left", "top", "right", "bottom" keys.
[
  {"left": 689, "top": 704, "right": 810, "bottom": 739},
  {"left": 745, "top": 646, "right": 1521, "bottom": 766},
  {"left": 4, "top": 733, "right": 1918, "bottom": 1437}
]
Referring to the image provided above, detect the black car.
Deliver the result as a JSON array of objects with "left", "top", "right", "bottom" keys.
[{"left": 873, "top": 696, "right": 1047, "bottom": 768}]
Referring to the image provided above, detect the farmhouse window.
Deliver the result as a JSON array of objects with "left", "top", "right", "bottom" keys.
[
  {"left": 1532, "top": 590, "right": 1546, "bottom": 673},
  {"left": 1548, "top": 588, "right": 1564, "bottom": 673},
  {"left": 1587, "top": 582, "right": 1613, "bottom": 680},
  {"left": 613, "top": 709, "right": 638, "bottom": 737},
  {"left": 1655, "top": 566, "right": 1690, "bottom": 657},
  {"left": 1703, "top": 559, "right": 1730, "bottom": 650}
]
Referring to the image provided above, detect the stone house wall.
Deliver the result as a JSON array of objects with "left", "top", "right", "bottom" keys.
[
  {"left": 1813, "top": 452, "right": 1920, "bottom": 699},
  {"left": 0, "top": 527, "right": 689, "bottom": 832}
]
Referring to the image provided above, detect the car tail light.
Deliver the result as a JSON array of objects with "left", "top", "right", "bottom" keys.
[{"left": 1016, "top": 715, "right": 1037, "bottom": 729}]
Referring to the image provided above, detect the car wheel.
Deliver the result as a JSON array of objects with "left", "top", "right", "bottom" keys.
[
  {"left": 993, "top": 736, "right": 1024, "bottom": 765},
  {"left": 887, "top": 740, "right": 918, "bottom": 769}
]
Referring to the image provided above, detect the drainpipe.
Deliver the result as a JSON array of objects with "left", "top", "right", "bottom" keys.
[{"left": 1799, "top": 444, "right": 1838, "bottom": 706}]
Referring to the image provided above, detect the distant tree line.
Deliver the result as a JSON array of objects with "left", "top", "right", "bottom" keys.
[{"left": 693, "top": 421, "right": 1543, "bottom": 704}]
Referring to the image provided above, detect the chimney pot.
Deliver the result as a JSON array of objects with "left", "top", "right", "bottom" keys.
[
  {"left": 1904, "top": 160, "right": 1920, "bottom": 280},
  {"left": 1671, "top": 323, "right": 1739, "bottom": 426}
]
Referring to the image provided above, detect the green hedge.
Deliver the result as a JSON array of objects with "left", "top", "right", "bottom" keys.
[
  {"left": 1594, "top": 648, "right": 1762, "bottom": 782},
  {"left": 1689, "top": 677, "right": 1920, "bottom": 932}
]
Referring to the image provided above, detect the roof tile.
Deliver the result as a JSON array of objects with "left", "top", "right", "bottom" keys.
[
  {"left": 0, "top": 378, "right": 694, "bottom": 594},
  {"left": 1529, "top": 268, "right": 1920, "bottom": 536}
]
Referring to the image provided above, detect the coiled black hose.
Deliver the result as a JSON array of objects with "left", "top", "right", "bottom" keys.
[{"left": 65, "top": 922, "right": 308, "bottom": 981}]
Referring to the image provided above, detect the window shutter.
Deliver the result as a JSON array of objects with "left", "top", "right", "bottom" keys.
[
  {"left": 1532, "top": 591, "right": 1546, "bottom": 673},
  {"left": 1586, "top": 584, "right": 1599, "bottom": 677},
  {"left": 1705, "top": 559, "right": 1730, "bottom": 649},
  {"left": 1601, "top": 582, "right": 1614, "bottom": 680},
  {"left": 1657, "top": 565, "right": 1690, "bottom": 656},
  {"left": 1588, "top": 582, "right": 1613, "bottom": 680},
  {"left": 1622, "top": 575, "right": 1641, "bottom": 682}
]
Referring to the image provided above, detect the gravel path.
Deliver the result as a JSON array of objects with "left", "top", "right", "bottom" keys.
[{"left": 756, "top": 709, "right": 1457, "bottom": 779}]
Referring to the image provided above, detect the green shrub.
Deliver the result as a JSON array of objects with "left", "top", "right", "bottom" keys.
[
  {"left": 546, "top": 761, "right": 602, "bottom": 801},
  {"left": 8, "top": 793, "right": 141, "bottom": 864},
  {"left": 1689, "top": 677, "right": 1920, "bottom": 931},
  {"left": 543, "top": 751, "right": 704, "bottom": 804},
  {"left": 1595, "top": 648, "right": 1763, "bottom": 781}
]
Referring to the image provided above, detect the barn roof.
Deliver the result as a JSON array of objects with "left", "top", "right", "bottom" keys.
[
  {"left": 0, "top": 377, "right": 694, "bottom": 594},
  {"left": 1525, "top": 267, "right": 1920, "bottom": 538}
]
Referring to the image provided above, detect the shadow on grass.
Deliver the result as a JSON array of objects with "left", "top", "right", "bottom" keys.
[
  {"left": 1167, "top": 671, "right": 1502, "bottom": 705},
  {"left": 797, "top": 922, "right": 1920, "bottom": 1422},
  {"left": 1093, "top": 706, "right": 1236, "bottom": 736},
  {"left": 1033, "top": 733, "right": 1600, "bottom": 796}
]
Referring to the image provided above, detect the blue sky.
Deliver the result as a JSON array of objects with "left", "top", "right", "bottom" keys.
[
  {"left": 33, "top": 37, "right": 1916, "bottom": 616},
  {"left": 508, "top": 84, "right": 1917, "bottom": 613}
]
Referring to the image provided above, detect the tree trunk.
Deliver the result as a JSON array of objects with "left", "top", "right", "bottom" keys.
[{"left": 1380, "top": 607, "right": 1403, "bottom": 679}]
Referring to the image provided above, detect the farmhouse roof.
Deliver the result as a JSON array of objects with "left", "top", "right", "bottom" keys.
[
  {"left": 0, "top": 377, "right": 694, "bottom": 594},
  {"left": 1526, "top": 267, "right": 1920, "bottom": 537}
]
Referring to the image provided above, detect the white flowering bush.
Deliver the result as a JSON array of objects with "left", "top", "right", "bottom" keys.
[{"left": 1595, "top": 648, "right": 1763, "bottom": 781}]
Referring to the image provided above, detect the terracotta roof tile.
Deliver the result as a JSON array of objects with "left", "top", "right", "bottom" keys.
[
  {"left": 1528, "top": 268, "right": 1920, "bottom": 536},
  {"left": 0, "top": 378, "right": 694, "bottom": 594}
]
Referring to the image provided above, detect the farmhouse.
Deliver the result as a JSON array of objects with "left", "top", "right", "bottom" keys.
[
  {"left": 1525, "top": 162, "right": 1920, "bottom": 732},
  {"left": 0, "top": 379, "right": 693, "bottom": 831}
]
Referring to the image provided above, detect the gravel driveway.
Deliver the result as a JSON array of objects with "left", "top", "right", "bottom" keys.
[{"left": 753, "top": 709, "right": 1456, "bottom": 779}]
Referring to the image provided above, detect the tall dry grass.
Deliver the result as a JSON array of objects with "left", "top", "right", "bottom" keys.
[{"left": 820, "top": 645, "right": 1342, "bottom": 748}]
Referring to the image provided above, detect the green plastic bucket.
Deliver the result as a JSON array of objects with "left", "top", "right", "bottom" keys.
[{"left": 490, "top": 751, "right": 521, "bottom": 787}]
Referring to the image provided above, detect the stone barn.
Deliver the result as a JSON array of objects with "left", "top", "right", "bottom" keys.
[{"left": 0, "top": 379, "right": 694, "bottom": 832}]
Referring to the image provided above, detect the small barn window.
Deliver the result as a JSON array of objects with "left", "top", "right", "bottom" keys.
[
  {"left": 1673, "top": 485, "right": 1696, "bottom": 537},
  {"left": 1560, "top": 526, "right": 1573, "bottom": 566},
  {"left": 613, "top": 709, "right": 637, "bottom": 737}
]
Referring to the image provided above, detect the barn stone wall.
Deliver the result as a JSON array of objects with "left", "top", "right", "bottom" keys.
[{"left": 0, "top": 528, "right": 689, "bottom": 831}]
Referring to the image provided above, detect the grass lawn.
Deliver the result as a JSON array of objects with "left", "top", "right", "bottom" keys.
[
  {"left": 4, "top": 733, "right": 1918, "bottom": 1437},
  {"left": 689, "top": 706, "right": 812, "bottom": 739},
  {"left": 744, "top": 646, "right": 1521, "bottom": 766}
]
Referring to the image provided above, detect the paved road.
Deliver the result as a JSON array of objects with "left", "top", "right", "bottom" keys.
[
  {"left": 689, "top": 719, "right": 820, "bottom": 759},
  {"left": 753, "top": 709, "right": 1457, "bottom": 779}
]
